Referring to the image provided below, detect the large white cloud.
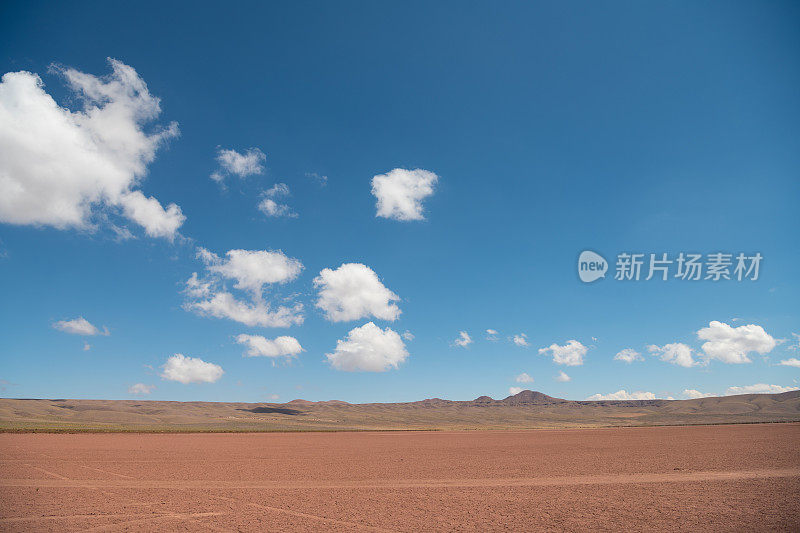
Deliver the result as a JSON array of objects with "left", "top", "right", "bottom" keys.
[
  {"left": 614, "top": 348, "right": 642, "bottom": 363},
  {"left": 586, "top": 390, "right": 657, "bottom": 401},
  {"left": 647, "top": 343, "right": 697, "bottom": 368},
  {"left": 236, "top": 334, "right": 303, "bottom": 359},
  {"left": 200, "top": 248, "right": 303, "bottom": 295},
  {"left": 326, "top": 322, "right": 408, "bottom": 372},
  {"left": 118, "top": 190, "right": 184, "bottom": 239},
  {"left": 187, "top": 291, "right": 304, "bottom": 328},
  {"left": 539, "top": 340, "right": 587, "bottom": 366},
  {"left": 52, "top": 317, "right": 109, "bottom": 336},
  {"left": 697, "top": 321, "right": 776, "bottom": 364},
  {"left": 313, "top": 263, "right": 400, "bottom": 322},
  {"left": 371, "top": 168, "right": 438, "bottom": 221},
  {"left": 210, "top": 147, "right": 265, "bottom": 183},
  {"left": 0, "top": 59, "right": 184, "bottom": 240},
  {"left": 184, "top": 247, "right": 304, "bottom": 328},
  {"left": 725, "top": 383, "right": 798, "bottom": 395},
  {"left": 160, "top": 353, "right": 224, "bottom": 384}
]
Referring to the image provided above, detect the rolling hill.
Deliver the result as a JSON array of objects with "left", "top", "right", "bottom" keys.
[{"left": 1, "top": 389, "right": 798, "bottom": 432}]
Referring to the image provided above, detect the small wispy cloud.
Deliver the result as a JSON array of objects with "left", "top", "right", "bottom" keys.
[
  {"left": 128, "top": 383, "right": 155, "bottom": 395},
  {"left": 305, "top": 172, "right": 328, "bottom": 186},
  {"left": 258, "top": 183, "right": 297, "bottom": 218},
  {"left": 515, "top": 372, "right": 534, "bottom": 383},
  {"left": 451, "top": 331, "right": 472, "bottom": 348},
  {"left": 53, "top": 317, "right": 109, "bottom": 337},
  {"left": 211, "top": 147, "right": 265, "bottom": 184},
  {"left": 512, "top": 333, "right": 529, "bottom": 347}
]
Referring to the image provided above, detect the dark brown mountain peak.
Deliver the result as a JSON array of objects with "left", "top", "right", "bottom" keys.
[
  {"left": 502, "top": 390, "right": 566, "bottom": 405},
  {"left": 472, "top": 395, "right": 495, "bottom": 404}
]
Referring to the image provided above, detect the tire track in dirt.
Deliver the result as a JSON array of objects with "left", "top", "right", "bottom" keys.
[
  {"left": 17, "top": 453, "right": 229, "bottom": 532},
  {"left": 0, "top": 512, "right": 235, "bottom": 533},
  {"left": 79, "top": 512, "right": 230, "bottom": 532},
  {"left": 210, "top": 495, "right": 399, "bottom": 532},
  {"left": 2, "top": 467, "right": 798, "bottom": 490},
  {"left": 77, "top": 465, "right": 134, "bottom": 479},
  {"left": 0, "top": 512, "right": 224, "bottom": 525}
]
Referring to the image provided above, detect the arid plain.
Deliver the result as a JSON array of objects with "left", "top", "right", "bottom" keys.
[
  {"left": 1, "top": 390, "right": 799, "bottom": 531},
  {"left": 1, "top": 424, "right": 799, "bottom": 531}
]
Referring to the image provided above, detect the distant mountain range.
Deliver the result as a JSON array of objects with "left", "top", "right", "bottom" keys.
[{"left": 1, "top": 389, "right": 798, "bottom": 432}]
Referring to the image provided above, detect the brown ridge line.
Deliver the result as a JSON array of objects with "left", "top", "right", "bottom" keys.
[{"left": 1, "top": 468, "right": 797, "bottom": 490}]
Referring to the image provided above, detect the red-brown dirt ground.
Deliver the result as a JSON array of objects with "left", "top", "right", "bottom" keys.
[{"left": 1, "top": 423, "right": 798, "bottom": 531}]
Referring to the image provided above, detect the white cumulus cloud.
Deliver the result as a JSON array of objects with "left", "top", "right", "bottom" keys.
[
  {"left": 160, "top": 353, "right": 224, "bottom": 384},
  {"left": 586, "top": 390, "right": 657, "bottom": 401},
  {"left": 211, "top": 147, "right": 265, "bottom": 183},
  {"left": 128, "top": 383, "right": 155, "bottom": 395},
  {"left": 614, "top": 348, "right": 642, "bottom": 363},
  {"left": 725, "top": 383, "right": 798, "bottom": 396},
  {"left": 52, "top": 317, "right": 109, "bottom": 336},
  {"left": 451, "top": 331, "right": 473, "bottom": 348},
  {"left": 555, "top": 370, "right": 571, "bottom": 382},
  {"left": 202, "top": 248, "right": 303, "bottom": 295},
  {"left": 313, "top": 263, "right": 400, "bottom": 322},
  {"left": 697, "top": 321, "right": 776, "bottom": 364},
  {"left": 188, "top": 292, "right": 303, "bottom": 328},
  {"left": 0, "top": 59, "right": 184, "bottom": 240},
  {"left": 326, "top": 322, "right": 408, "bottom": 372},
  {"left": 236, "top": 334, "right": 303, "bottom": 359},
  {"left": 515, "top": 372, "right": 534, "bottom": 383},
  {"left": 371, "top": 168, "right": 438, "bottom": 221},
  {"left": 118, "top": 190, "right": 185, "bottom": 239},
  {"left": 647, "top": 343, "right": 697, "bottom": 368},
  {"left": 184, "top": 247, "right": 305, "bottom": 328},
  {"left": 778, "top": 358, "right": 800, "bottom": 368},
  {"left": 509, "top": 387, "right": 524, "bottom": 395},
  {"left": 539, "top": 340, "right": 587, "bottom": 366}
]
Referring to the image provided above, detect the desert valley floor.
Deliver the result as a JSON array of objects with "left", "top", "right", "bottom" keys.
[{"left": 1, "top": 423, "right": 799, "bottom": 531}]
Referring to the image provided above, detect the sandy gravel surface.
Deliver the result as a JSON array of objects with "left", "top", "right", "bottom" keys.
[{"left": 1, "top": 423, "right": 798, "bottom": 531}]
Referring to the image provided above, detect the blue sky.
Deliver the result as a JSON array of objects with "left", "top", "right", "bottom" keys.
[{"left": 1, "top": 1, "right": 798, "bottom": 403}]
